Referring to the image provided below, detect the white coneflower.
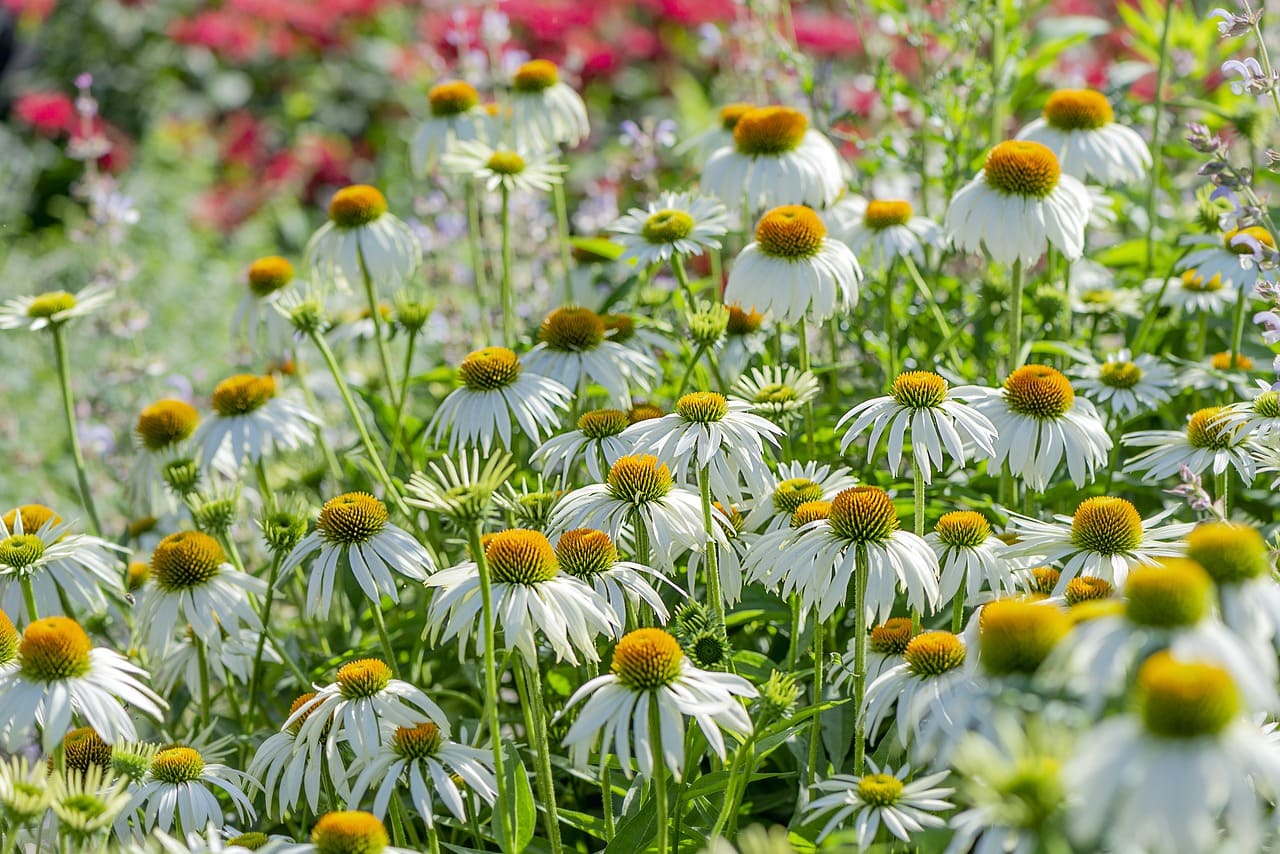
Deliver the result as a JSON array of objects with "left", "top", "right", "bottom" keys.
[
  {"left": 0, "top": 755, "right": 53, "bottom": 829},
  {"left": 1122, "top": 406, "right": 1258, "bottom": 482},
  {"left": 832, "top": 617, "right": 915, "bottom": 692},
  {"left": 532, "top": 408, "right": 632, "bottom": 483},
  {"left": 927, "top": 511, "right": 1017, "bottom": 607},
  {"left": 0, "top": 283, "right": 113, "bottom": 332},
  {"left": 193, "top": 373, "right": 319, "bottom": 472},
  {"left": 559, "top": 628, "right": 758, "bottom": 779},
  {"left": 725, "top": 204, "right": 861, "bottom": 324},
  {"left": 304, "top": 185, "right": 422, "bottom": 292},
  {"left": 555, "top": 528, "right": 676, "bottom": 625},
  {"left": 127, "top": 399, "right": 202, "bottom": 514},
  {"left": 275, "top": 810, "right": 416, "bottom": 854},
  {"left": 151, "top": 624, "right": 278, "bottom": 696},
  {"left": 232, "top": 255, "right": 296, "bottom": 349},
  {"left": 826, "top": 196, "right": 944, "bottom": 272},
  {"left": 839, "top": 370, "right": 997, "bottom": 485},
  {"left": 1016, "top": 89, "right": 1151, "bottom": 185},
  {"left": 509, "top": 59, "right": 589, "bottom": 149},
  {"left": 280, "top": 492, "right": 434, "bottom": 619},
  {"left": 683, "top": 102, "right": 755, "bottom": 160},
  {"left": 424, "top": 528, "right": 619, "bottom": 665},
  {"left": 135, "top": 531, "right": 265, "bottom": 657},
  {"left": 49, "top": 762, "right": 132, "bottom": 845},
  {"left": 805, "top": 762, "right": 953, "bottom": 847},
  {"left": 1070, "top": 349, "right": 1174, "bottom": 419},
  {"left": 1216, "top": 381, "right": 1280, "bottom": 443},
  {"left": 862, "top": 631, "right": 976, "bottom": 763},
  {"left": 969, "top": 364, "right": 1111, "bottom": 491},
  {"left": 247, "top": 691, "right": 343, "bottom": 817},
  {"left": 1177, "top": 225, "right": 1274, "bottom": 292},
  {"left": 125, "top": 746, "right": 255, "bottom": 836},
  {"left": 740, "top": 461, "right": 858, "bottom": 534},
  {"left": 609, "top": 192, "right": 729, "bottom": 268},
  {"left": 523, "top": 306, "right": 658, "bottom": 406},
  {"left": 945, "top": 140, "right": 1091, "bottom": 265},
  {"left": 0, "top": 504, "right": 125, "bottom": 624},
  {"left": 443, "top": 140, "right": 566, "bottom": 194},
  {"left": 730, "top": 365, "right": 821, "bottom": 426},
  {"left": 412, "top": 80, "right": 488, "bottom": 174},
  {"left": 701, "top": 106, "right": 843, "bottom": 212},
  {"left": 1147, "top": 268, "right": 1238, "bottom": 315},
  {"left": 427, "top": 346, "right": 572, "bottom": 454},
  {"left": 0, "top": 617, "right": 165, "bottom": 752},
  {"left": 1186, "top": 522, "right": 1280, "bottom": 658}
]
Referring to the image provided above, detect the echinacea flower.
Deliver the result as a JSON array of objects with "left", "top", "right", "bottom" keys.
[
  {"left": 49, "top": 763, "right": 132, "bottom": 845},
  {"left": 609, "top": 192, "right": 729, "bottom": 268},
  {"left": 305, "top": 185, "right": 422, "bottom": 292},
  {"left": 725, "top": 204, "right": 862, "bottom": 323},
  {"left": 193, "top": 373, "right": 319, "bottom": 472},
  {"left": 233, "top": 255, "right": 296, "bottom": 350},
  {"left": 0, "top": 283, "right": 113, "bottom": 332},
  {"left": 1148, "top": 268, "right": 1238, "bottom": 315},
  {"left": 555, "top": 528, "right": 677, "bottom": 625},
  {"left": 701, "top": 106, "right": 843, "bottom": 212},
  {"left": 532, "top": 408, "right": 632, "bottom": 482},
  {"left": 412, "top": 80, "right": 488, "bottom": 173},
  {"left": 805, "top": 762, "right": 954, "bottom": 847},
  {"left": 509, "top": 59, "right": 589, "bottom": 149},
  {"left": 127, "top": 399, "right": 202, "bottom": 514},
  {"left": 523, "top": 306, "right": 658, "bottom": 406},
  {"left": 683, "top": 102, "right": 754, "bottom": 160},
  {"left": 124, "top": 746, "right": 255, "bottom": 836},
  {"left": 1176, "top": 225, "right": 1275, "bottom": 293},
  {"left": 1185, "top": 522, "right": 1280, "bottom": 655},
  {"left": 247, "top": 691, "right": 343, "bottom": 817},
  {"left": 1016, "top": 89, "right": 1151, "bottom": 185},
  {"left": 1122, "top": 406, "right": 1257, "bottom": 482},
  {"left": 945, "top": 140, "right": 1091, "bottom": 265},
  {"left": 443, "top": 140, "right": 566, "bottom": 194},
  {"left": 740, "top": 461, "right": 858, "bottom": 534},
  {"left": 280, "top": 492, "right": 434, "bottom": 619},
  {"left": 559, "top": 628, "right": 758, "bottom": 779},
  {"left": 826, "top": 196, "right": 944, "bottom": 272},
  {"left": 832, "top": 617, "right": 916, "bottom": 692},
  {"left": 0, "top": 755, "right": 53, "bottom": 828},
  {"left": 730, "top": 365, "right": 821, "bottom": 426},
  {"left": 275, "top": 810, "right": 417, "bottom": 854},
  {"left": 927, "top": 511, "right": 1018, "bottom": 607},
  {"left": 1216, "top": 381, "right": 1280, "bottom": 443},
  {"left": 1070, "top": 349, "right": 1175, "bottom": 419}
]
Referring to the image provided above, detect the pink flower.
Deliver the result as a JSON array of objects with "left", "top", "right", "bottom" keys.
[{"left": 12, "top": 92, "right": 77, "bottom": 137}]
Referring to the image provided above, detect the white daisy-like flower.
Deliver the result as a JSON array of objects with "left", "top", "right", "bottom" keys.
[
  {"left": 1186, "top": 522, "right": 1280, "bottom": 657},
  {"left": 304, "top": 184, "right": 422, "bottom": 292},
  {"left": 550, "top": 454, "right": 728, "bottom": 571},
  {"left": 149, "top": 824, "right": 289, "bottom": 854},
  {"left": 443, "top": 140, "right": 566, "bottom": 194},
  {"left": 134, "top": 531, "right": 265, "bottom": 658},
  {"left": 838, "top": 370, "right": 997, "bottom": 485},
  {"left": 968, "top": 364, "right": 1112, "bottom": 491},
  {"left": 232, "top": 255, "right": 296, "bottom": 352},
  {"left": 730, "top": 365, "right": 821, "bottom": 426},
  {"left": 555, "top": 528, "right": 678, "bottom": 625},
  {"left": 0, "top": 283, "right": 113, "bottom": 332},
  {"left": 275, "top": 810, "right": 416, "bottom": 854},
  {"left": 623, "top": 391, "right": 783, "bottom": 505},
  {"left": 725, "top": 204, "right": 862, "bottom": 324},
  {"left": 0, "top": 755, "right": 53, "bottom": 829},
  {"left": 681, "top": 102, "right": 754, "bottom": 161},
  {"left": 1065, "top": 654, "right": 1280, "bottom": 854},
  {"left": 523, "top": 306, "right": 658, "bottom": 406},
  {"left": 151, "top": 624, "right": 279, "bottom": 696},
  {"left": 348, "top": 720, "right": 496, "bottom": 827},
  {"left": 826, "top": 196, "right": 944, "bottom": 272},
  {"left": 701, "top": 106, "right": 843, "bottom": 213},
  {"left": 741, "top": 461, "right": 858, "bottom": 535},
  {"left": 945, "top": 140, "right": 1091, "bottom": 265},
  {"left": 1016, "top": 89, "right": 1151, "bottom": 185},
  {"left": 280, "top": 492, "right": 434, "bottom": 620},
  {"left": 49, "top": 762, "right": 133, "bottom": 845},
  {"left": 531, "top": 408, "right": 632, "bottom": 483},
  {"left": 127, "top": 399, "right": 202, "bottom": 514},
  {"left": 411, "top": 80, "right": 488, "bottom": 174},
  {"left": 832, "top": 617, "right": 916, "bottom": 693},
  {"left": 125, "top": 746, "right": 254, "bottom": 837},
  {"left": 1216, "top": 380, "right": 1280, "bottom": 443},
  {"left": 193, "top": 373, "right": 320, "bottom": 472},
  {"left": 805, "top": 762, "right": 953, "bottom": 847},
  {"left": 247, "top": 689, "right": 347, "bottom": 818},
  {"left": 1181, "top": 351, "right": 1264, "bottom": 398},
  {"left": 509, "top": 59, "right": 589, "bottom": 149},
  {"left": 0, "top": 504, "right": 126, "bottom": 625},
  {"left": 1176, "top": 225, "right": 1274, "bottom": 292},
  {"left": 1147, "top": 268, "right": 1238, "bottom": 315},
  {"left": 1068, "top": 273, "right": 1143, "bottom": 318},
  {"left": 1004, "top": 496, "right": 1192, "bottom": 592},
  {"left": 927, "top": 510, "right": 1018, "bottom": 607},
  {"left": 0, "top": 617, "right": 166, "bottom": 753},
  {"left": 1070, "top": 349, "right": 1174, "bottom": 419},
  {"left": 559, "top": 628, "right": 758, "bottom": 779},
  {"left": 718, "top": 304, "right": 769, "bottom": 379},
  {"left": 609, "top": 192, "right": 729, "bottom": 268},
  {"left": 426, "top": 346, "right": 572, "bottom": 454},
  {"left": 425, "top": 528, "right": 619, "bottom": 665},
  {"left": 1122, "top": 405, "right": 1258, "bottom": 482}
]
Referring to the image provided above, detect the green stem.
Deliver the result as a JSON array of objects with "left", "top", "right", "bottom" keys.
[
  {"left": 951, "top": 569, "right": 967, "bottom": 634},
  {"left": 882, "top": 261, "right": 898, "bottom": 381},
  {"left": 293, "top": 351, "right": 344, "bottom": 483},
  {"left": 370, "top": 603, "right": 401, "bottom": 679},
  {"left": 254, "top": 458, "right": 276, "bottom": 515},
  {"left": 806, "top": 618, "right": 824, "bottom": 788},
  {"left": 852, "top": 545, "right": 870, "bottom": 775},
  {"left": 1132, "top": 247, "right": 1193, "bottom": 354},
  {"left": 426, "top": 824, "right": 441, "bottom": 854},
  {"left": 356, "top": 238, "right": 400, "bottom": 410},
  {"left": 50, "top": 324, "right": 102, "bottom": 535},
  {"left": 21, "top": 576, "right": 39, "bottom": 622},
  {"left": 1229, "top": 281, "right": 1249, "bottom": 373},
  {"left": 709, "top": 736, "right": 754, "bottom": 839},
  {"left": 246, "top": 552, "right": 284, "bottom": 726},
  {"left": 552, "top": 181, "right": 574, "bottom": 304},
  {"left": 912, "top": 455, "right": 926, "bottom": 537},
  {"left": 676, "top": 345, "right": 707, "bottom": 396},
  {"left": 650, "top": 700, "right": 670, "bottom": 854},
  {"left": 698, "top": 465, "right": 724, "bottom": 623},
  {"left": 989, "top": 0, "right": 1006, "bottom": 142},
  {"left": 1217, "top": 470, "right": 1232, "bottom": 519},
  {"left": 194, "top": 635, "right": 212, "bottom": 728},
  {"left": 600, "top": 758, "right": 615, "bottom": 840},
  {"left": 632, "top": 510, "right": 652, "bottom": 566},
  {"left": 672, "top": 254, "right": 696, "bottom": 307},
  {"left": 465, "top": 182, "right": 490, "bottom": 331},
  {"left": 387, "top": 794, "right": 408, "bottom": 847},
  {"left": 797, "top": 322, "right": 816, "bottom": 459},
  {"left": 786, "top": 595, "right": 802, "bottom": 671},
  {"left": 500, "top": 186, "right": 515, "bottom": 348},
  {"left": 1142, "top": 1, "right": 1174, "bottom": 280},
  {"left": 901, "top": 255, "right": 964, "bottom": 369},
  {"left": 1008, "top": 259, "right": 1024, "bottom": 369},
  {"left": 467, "top": 523, "right": 509, "bottom": 847},
  {"left": 520, "top": 659, "right": 564, "bottom": 854},
  {"left": 390, "top": 331, "right": 419, "bottom": 464}
]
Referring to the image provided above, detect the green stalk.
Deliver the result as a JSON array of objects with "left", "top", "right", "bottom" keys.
[
  {"left": 631, "top": 509, "right": 652, "bottom": 566},
  {"left": 21, "top": 576, "right": 39, "bottom": 622},
  {"left": 254, "top": 458, "right": 276, "bottom": 515},
  {"left": 465, "top": 182, "right": 490, "bottom": 327},
  {"left": 552, "top": 181, "right": 574, "bottom": 304},
  {"left": 194, "top": 635, "right": 212, "bottom": 728},
  {"left": 797, "top": 322, "right": 816, "bottom": 459},
  {"left": 709, "top": 735, "right": 754, "bottom": 838},
  {"left": 672, "top": 254, "right": 696, "bottom": 307},
  {"left": 852, "top": 545, "right": 870, "bottom": 775},
  {"left": 649, "top": 700, "right": 670, "bottom": 854},
  {"left": 600, "top": 759, "right": 615, "bottom": 840},
  {"left": 989, "top": 0, "right": 1006, "bottom": 143},
  {"left": 806, "top": 617, "right": 825, "bottom": 788},
  {"left": 389, "top": 330, "right": 419, "bottom": 464},
  {"left": 426, "top": 824, "right": 441, "bottom": 854},
  {"left": 951, "top": 571, "right": 967, "bottom": 634},
  {"left": 369, "top": 603, "right": 401, "bottom": 679},
  {"left": 698, "top": 464, "right": 724, "bottom": 623},
  {"left": 50, "top": 324, "right": 102, "bottom": 535},
  {"left": 882, "top": 260, "right": 898, "bottom": 382},
  {"left": 292, "top": 351, "right": 344, "bottom": 483},
  {"left": 1142, "top": 1, "right": 1174, "bottom": 279},
  {"left": 901, "top": 255, "right": 964, "bottom": 369},
  {"left": 246, "top": 552, "right": 284, "bottom": 726},
  {"left": 520, "top": 659, "right": 564, "bottom": 853},
  {"left": 356, "top": 239, "right": 400, "bottom": 410},
  {"left": 500, "top": 186, "right": 515, "bottom": 348},
  {"left": 466, "top": 522, "right": 509, "bottom": 846},
  {"left": 1229, "top": 281, "right": 1249, "bottom": 373},
  {"left": 1008, "top": 259, "right": 1024, "bottom": 369},
  {"left": 912, "top": 455, "right": 926, "bottom": 537},
  {"left": 1217, "top": 471, "right": 1232, "bottom": 519}
]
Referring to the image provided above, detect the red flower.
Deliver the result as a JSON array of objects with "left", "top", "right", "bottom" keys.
[{"left": 12, "top": 92, "right": 77, "bottom": 137}]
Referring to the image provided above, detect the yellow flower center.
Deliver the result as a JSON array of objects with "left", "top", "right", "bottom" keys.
[
  {"left": 979, "top": 599, "right": 1069, "bottom": 676},
  {"left": 311, "top": 811, "right": 389, "bottom": 854},
  {"left": 0, "top": 534, "right": 44, "bottom": 569},
  {"left": 287, "top": 691, "right": 320, "bottom": 735},
  {"left": 1098, "top": 360, "right": 1142, "bottom": 389},
  {"left": 1180, "top": 269, "right": 1223, "bottom": 292},
  {"left": 3, "top": 504, "right": 60, "bottom": 535},
  {"left": 429, "top": 80, "right": 480, "bottom": 117},
  {"left": 1223, "top": 225, "right": 1276, "bottom": 253},
  {"left": 1125, "top": 559, "right": 1210, "bottom": 628},
  {"left": 513, "top": 59, "right": 559, "bottom": 93},
  {"left": 1063, "top": 576, "right": 1112, "bottom": 605},
  {"left": 136, "top": 399, "right": 200, "bottom": 451},
  {"left": 317, "top": 492, "right": 389, "bottom": 546},
  {"left": 607, "top": 455, "right": 673, "bottom": 504},
  {"left": 486, "top": 150, "right": 526, "bottom": 175},
  {"left": 0, "top": 610, "right": 17, "bottom": 665},
  {"left": 726, "top": 304, "right": 764, "bottom": 335},
  {"left": 869, "top": 617, "right": 915, "bottom": 655},
  {"left": 754, "top": 204, "right": 826, "bottom": 259},
  {"left": 828, "top": 486, "right": 899, "bottom": 544},
  {"left": 1069, "top": 496, "right": 1144, "bottom": 555},
  {"left": 1137, "top": 652, "right": 1239, "bottom": 739},
  {"left": 211, "top": 374, "right": 276, "bottom": 417},
  {"left": 485, "top": 529, "right": 559, "bottom": 584},
  {"left": 641, "top": 209, "right": 695, "bottom": 244},
  {"left": 149, "top": 747, "right": 205, "bottom": 784},
  {"left": 1003, "top": 365, "right": 1075, "bottom": 419},
  {"left": 719, "top": 102, "right": 755, "bottom": 131},
  {"left": 863, "top": 200, "right": 913, "bottom": 230},
  {"left": 539, "top": 306, "right": 606, "bottom": 351},
  {"left": 1029, "top": 566, "right": 1061, "bottom": 595},
  {"left": 791, "top": 500, "right": 832, "bottom": 527},
  {"left": 62, "top": 727, "right": 112, "bottom": 772},
  {"left": 577, "top": 409, "right": 628, "bottom": 439},
  {"left": 458, "top": 346, "right": 522, "bottom": 391},
  {"left": 627, "top": 403, "right": 665, "bottom": 423},
  {"left": 19, "top": 617, "right": 92, "bottom": 681},
  {"left": 247, "top": 256, "right": 295, "bottom": 297},
  {"left": 935, "top": 510, "right": 992, "bottom": 548},
  {"left": 328, "top": 185, "right": 388, "bottom": 229},
  {"left": 733, "top": 106, "right": 809, "bottom": 156},
  {"left": 126, "top": 561, "right": 150, "bottom": 590},
  {"left": 337, "top": 659, "right": 393, "bottom": 699},
  {"left": 151, "top": 531, "right": 225, "bottom": 591},
  {"left": 1186, "top": 407, "right": 1233, "bottom": 449},
  {"left": 1253, "top": 391, "right": 1280, "bottom": 418},
  {"left": 903, "top": 631, "right": 966, "bottom": 676},
  {"left": 676, "top": 391, "right": 728, "bottom": 423},
  {"left": 982, "top": 140, "right": 1061, "bottom": 198},
  {"left": 556, "top": 528, "right": 617, "bottom": 577},
  {"left": 1042, "top": 88, "right": 1114, "bottom": 131},
  {"left": 856, "top": 773, "right": 904, "bottom": 806},
  {"left": 392, "top": 722, "right": 444, "bottom": 760},
  {"left": 601, "top": 313, "right": 635, "bottom": 342},
  {"left": 1185, "top": 522, "right": 1271, "bottom": 584},
  {"left": 773, "top": 478, "right": 823, "bottom": 516},
  {"left": 610, "top": 628, "right": 684, "bottom": 690},
  {"left": 890, "top": 370, "right": 948, "bottom": 409},
  {"left": 26, "top": 291, "right": 77, "bottom": 319},
  {"left": 751, "top": 383, "right": 798, "bottom": 406}
]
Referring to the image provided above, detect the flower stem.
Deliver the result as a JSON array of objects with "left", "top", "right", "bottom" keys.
[
  {"left": 697, "top": 465, "right": 724, "bottom": 623},
  {"left": 912, "top": 454, "right": 926, "bottom": 537},
  {"left": 21, "top": 576, "right": 39, "bottom": 622},
  {"left": 951, "top": 570, "right": 967, "bottom": 634},
  {"left": 552, "top": 181, "right": 574, "bottom": 305},
  {"left": 465, "top": 182, "right": 490, "bottom": 331},
  {"left": 194, "top": 635, "right": 212, "bottom": 728},
  {"left": 672, "top": 254, "right": 696, "bottom": 307},
  {"left": 1229, "top": 279, "right": 1249, "bottom": 372},
  {"left": 796, "top": 321, "right": 816, "bottom": 459},
  {"left": 852, "top": 544, "right": 870, "bottom": 775},
  {"left": 649, "top": 699, "right": 670, "bottom": 854},
  {"left": 1008, "top": 258, "right": 1024, "bottom": 369},
  {"left": 50, "top": 324, "right": 102, "bottom": 536},
  {"left": 600, "top": 759, "right": 615, "bottom": 840},
  {"left": 1142, "top": 0, "right": 1174, "bottom": 279},
  {"left": 500, "top": 185, "right": 515, "bottom": 348},
  {"left": 369, "top": 602, "right": 401, "bottom": 679},
  {"left": 467, "top": 522, "right": 509, "bottom": 846},
  {"left": 519, "top": 659, "right": 563, "bottom": 854},
  {"left": 806, "top": 616, "right": 824, "bottom": 788},
  {"left": 356, "top": 238, "right": 400, "bottom": 410},
  {"left": 709, "top": 735, "right": 754, "bottom": 839},
  {"left": 247, "top": 552, "right": 284, "bottom": 726},
  {"left": 390, "top": 330, "right": 419, "bottom": 465},
  {"left": 1217, "top": 470, "right": 1232, "bottom": 519},
  {"left": 882, "top": 261, "right": 898, "bottom": 382},
  {"left": 426, "top": 823, "right": 441, "bottom": 854}
]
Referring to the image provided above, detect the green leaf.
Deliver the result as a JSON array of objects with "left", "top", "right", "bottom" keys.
[
  {"left": 569, "top": 236, "right": 625, "bottom": 261},
  {"left": 493, "top": 743, "right": 536, "bottom": 853},
  {"left": 604, "top": 793, "right": 655, "bottom": 853}
]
